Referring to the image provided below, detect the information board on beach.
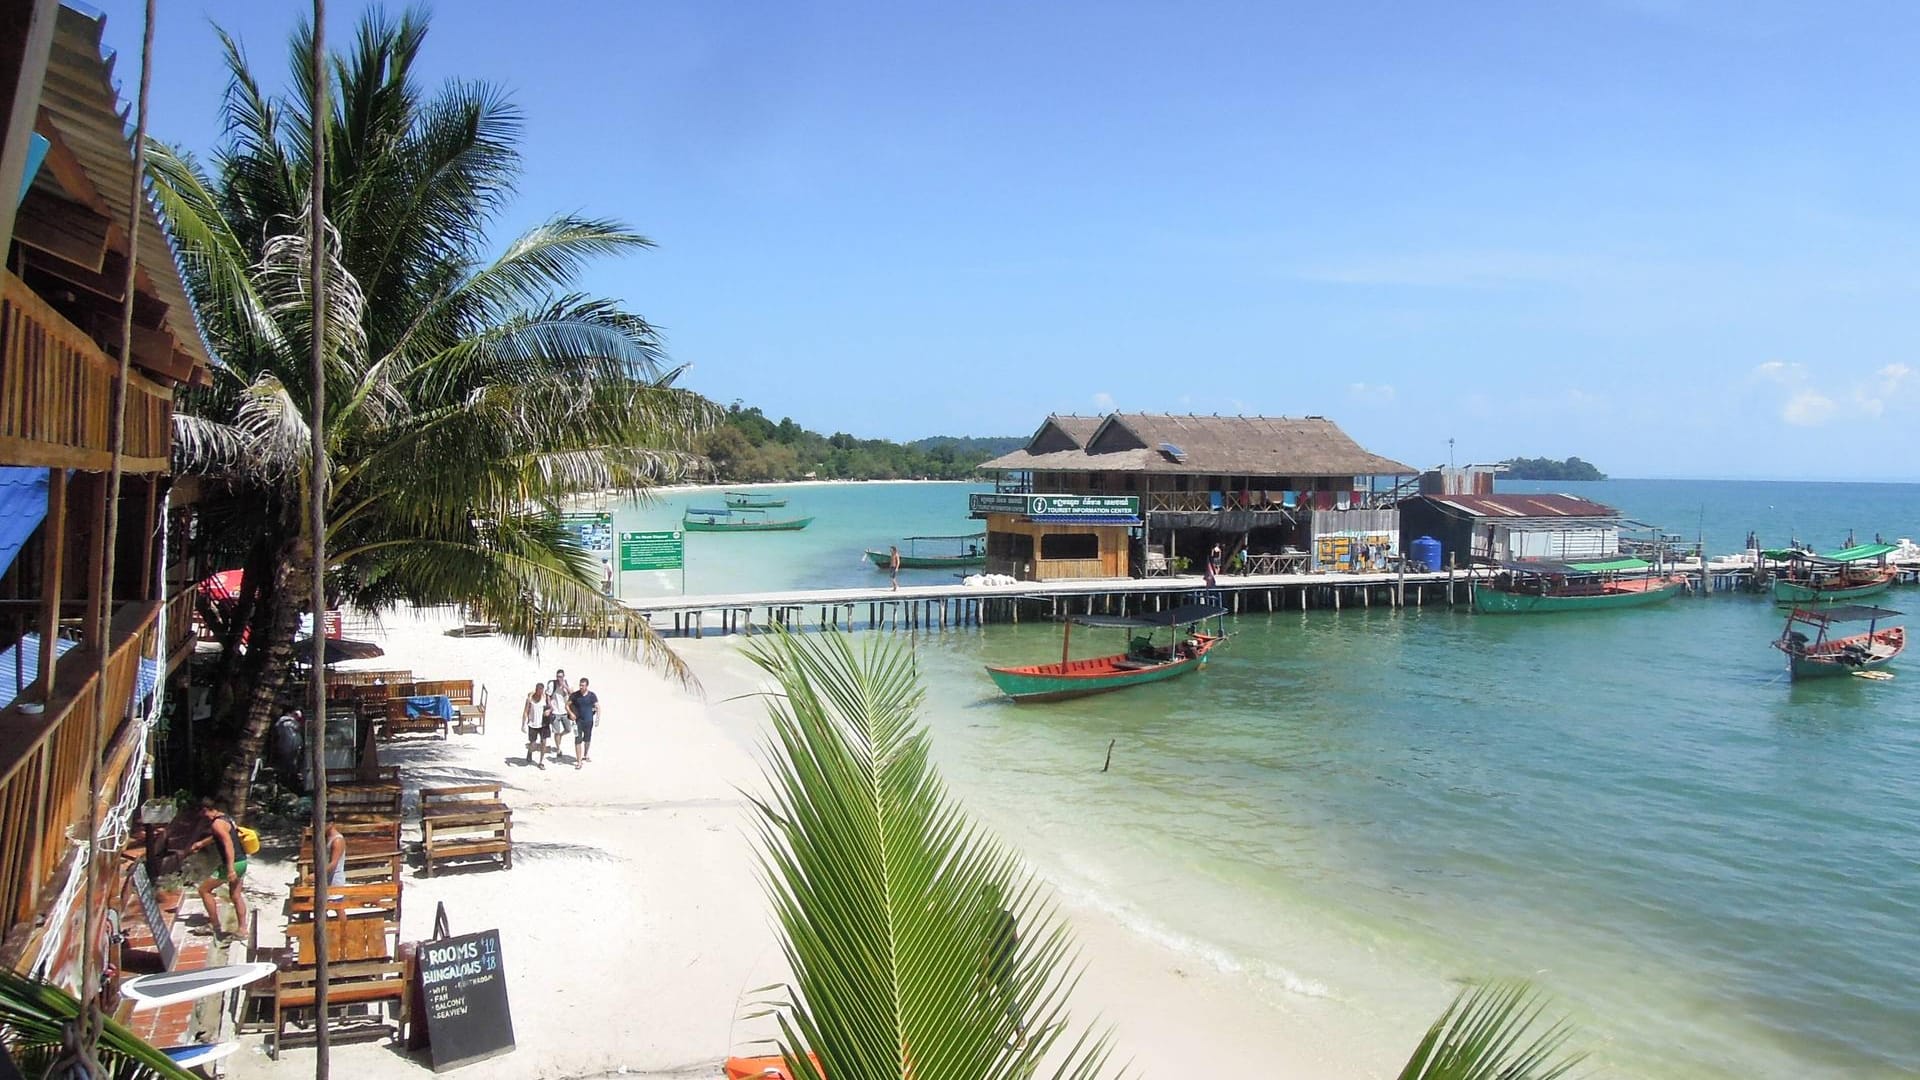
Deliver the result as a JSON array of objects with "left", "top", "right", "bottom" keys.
[
  {"left": 560, "top": 511, "right": 613, "bottom": 556},
  {"left": 619, "top": 530, "right": 683, "bottom": 572},
  {"left": 418, "top": 929, "right": 514, "bottom": 1072},
  {"left": 969, "top": 493, "right": 1140, "bottom": 520}
]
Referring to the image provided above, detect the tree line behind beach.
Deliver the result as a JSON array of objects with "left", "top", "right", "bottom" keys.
[{"left": 700, "top": 402, "right": 1023, "bottom": 481}]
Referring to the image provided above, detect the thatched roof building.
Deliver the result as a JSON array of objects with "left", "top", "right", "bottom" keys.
[{"left": 981, "top": 413, "right": 1415, "bottom": 480}]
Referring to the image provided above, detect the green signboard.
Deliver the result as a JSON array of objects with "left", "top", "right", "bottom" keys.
[
  {"left": 968, "top": 493, "right": 1141, "bottom": 520},
  {"left": 619, "top": 530, "right": 683, "bottom": 572}
]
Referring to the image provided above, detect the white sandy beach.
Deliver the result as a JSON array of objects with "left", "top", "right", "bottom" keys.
[{"left": 226, "top": 607, "right": 1402, "bottom": 1079}]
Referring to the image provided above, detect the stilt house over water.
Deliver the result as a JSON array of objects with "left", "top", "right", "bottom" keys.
[
  {"left": 0, "top": 3, "right": 214, "bottom": 988},
  {"left": 974, "top": 413, "right": 1415, "bottom": 581},
  {"left": 1397, "top": 493, "right": 1625, "bottom": 567}
]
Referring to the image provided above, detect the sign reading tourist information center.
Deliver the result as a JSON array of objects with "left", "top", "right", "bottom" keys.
[
  {"left": 419, "top": 929, "right": 515, "bottom": 1071},
  {"left": 968, "top": 493, "right": 1141, "bottom": 522},
  {"left": 619, "top": 530, "right": 683, "bottom": 571}
]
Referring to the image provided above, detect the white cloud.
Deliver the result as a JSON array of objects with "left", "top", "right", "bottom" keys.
[
  {"left": 1091, "top": 391, "right": 1115, "bottom": 411},
  {"left": 1783, "top": 390, "right": 1838, "bottom": 426},
  {"left": 1348, "top": 382, "right": 1396, "bottom": 403}
]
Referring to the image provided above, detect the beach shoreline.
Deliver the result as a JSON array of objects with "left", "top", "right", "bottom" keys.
[{"left": 227, "top": 608, "right": 1390, "bottom": 1079}]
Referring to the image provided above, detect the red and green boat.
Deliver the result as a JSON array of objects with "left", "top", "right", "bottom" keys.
[
  {"left": 1472, "top": 557, "right": 1687, "bottom": 614},
  {"left": 1772, "top": 543, "right": 1899, "bottom": 605},
  {"left": 985, "top": 603, "right": 1228, "bottom": 703},
  {"left": 1774, "top": 604, "right": 1904, "bottom": 680}
]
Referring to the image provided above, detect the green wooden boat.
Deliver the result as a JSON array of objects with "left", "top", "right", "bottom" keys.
[
  {"left": 682, "top": 507, "right": 812, "bottom": 532},
  {"left": 1772, "top": 543, "right": 1898, "bottom": 604},
  {"left": 866, "top": 533, "right": 987, "bottom": 571},
  {"left": 725, "top": 491, "right": 788, "bottom": 509},
  {"left": 985, "top": 603, "right": 1227, "bottom": 703},
  {"left": 1774, "top": 604, "right": 1905, "bottom": 680},
  {"left": 1472, "top": 557, "right": 1686, "bottom": 614}
]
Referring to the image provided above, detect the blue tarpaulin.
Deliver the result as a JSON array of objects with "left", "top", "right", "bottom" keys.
[
  {"left": 405, "top": 695, "right": 453, "bottom": 720},
  {"left": 0, "top": 633, "right": 81, "bottom": 710},
  {"left": 18, "top": 132, "right": 47, "bottom": 204},
  {"left": 0, "top": 467, "right": 49, "bottom": 582}
]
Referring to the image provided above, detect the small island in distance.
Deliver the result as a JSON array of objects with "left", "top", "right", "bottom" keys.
[{"left": 1501, "top": 456, "right": 1607, "bottom": 481}]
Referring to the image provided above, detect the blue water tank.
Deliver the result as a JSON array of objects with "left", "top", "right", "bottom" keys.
[{"left": 1411, "top": 535, "right": 1443, "bottom": 573}]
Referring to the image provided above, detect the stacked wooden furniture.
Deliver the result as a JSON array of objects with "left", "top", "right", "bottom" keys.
[
  {"left": 414, "top": 678, "right": 487, "bottom": 734},
  {"left": 296, "top": 819, "right": 404, "bottom": 887},
  {"left": 326, "top": 779, "right": 404, "bottom": 823},
  {"left": 420, "top": 784, "right": 514, "bottom": 877},
  {"left": 267, "top": 882, "right": 410, "bottom": 1057}
]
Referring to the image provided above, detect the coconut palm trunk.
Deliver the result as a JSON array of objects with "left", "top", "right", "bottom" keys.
[{"left": 216, "top": 538, "right": 307, "bottom": 812}]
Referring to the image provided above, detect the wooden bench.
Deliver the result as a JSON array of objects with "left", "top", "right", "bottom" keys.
[
  {"left": 297, "top": 821, "right": 405, "bottom": 886},
  {"left": 420, "top": 784, "right": 513, "bottom": 877},
  {"left": 326, "top": 781, "right": 403, "bottom": 824},
  {"left": 271, "top": 959, "right": 409, "bottom": 1058},
  {"left": 413, "top": 679, "right": 486, "bottom": 734},
  {"left": 379, "top": 695, "right": 450, "bottom": 741},
  {"left": 325, "top": 668, "right": 413, "bottom": 688}
]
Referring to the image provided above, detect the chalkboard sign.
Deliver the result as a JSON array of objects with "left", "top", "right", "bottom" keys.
[
  {"left": 417, "top": 929, "right": 514, "bottom": 1071},
  {"left": 129, "top": 863, "right": 176, "bottom": 971}
]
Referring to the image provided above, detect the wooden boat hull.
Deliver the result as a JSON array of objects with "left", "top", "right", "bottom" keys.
[
  {"left": 1772, "top": 572, "right": 1894, "bottom": 605},
  {"left": 725, "top": 497, "right": 787, "bottom": 508},
  {"left": 866, "top": 549, "right": 986, "bottom": 570},
  {"left": 1472, "top": 578, "right": 1685, "bottom": 614},
  {"left": 986, "top": 635, "right": 1220, "bottom": 702},
  {"left": 682, "top": 515, "right": 813, "bottom": 532},
  {"left": 1781, "top": 626, "right": 1905, "bottom": 679}
]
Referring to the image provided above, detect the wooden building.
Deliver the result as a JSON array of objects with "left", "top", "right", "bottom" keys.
[
  {"left": 1397, "top": 493, "right": 1623, "bottom": 568},
  {"left": 0, "top": 1, "right": 213, "bottom": 985},
  {"left": 976, "top": 413, "right": 1415, "bottom": 580}
]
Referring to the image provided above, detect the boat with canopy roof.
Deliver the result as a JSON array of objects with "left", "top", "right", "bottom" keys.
[
  {"left": 724, "top": 491, "right": 788, "bottom": 509},
  {"left": 984, "top": 602, "right": 1228, "bottom": 702},
  {"left": 1771, "top": 542, "right": 1898, "bottom": 604},
  {"left": 1472, "top": 557, "right": 1687, "bottom": 614},
  {"left": 1774, "top": 604, "right": 1904, "bottom": 680},
  {"left": 865, "top": 533, "right": 987, "bottom": 570},
  {"left": 682, "top": 506, "right": 813, "bottom": 532}
]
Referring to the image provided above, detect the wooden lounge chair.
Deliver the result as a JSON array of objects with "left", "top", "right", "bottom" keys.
[
  {"left": 379, "top": 695, "right": 449, "bottom": 741},
  {"left": 419, "top": 784, "right": 513, "bottom": 877}
]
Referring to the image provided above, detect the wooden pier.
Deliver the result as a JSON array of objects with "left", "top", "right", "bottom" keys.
[{"left": 626, "top": 569, "right": 1478, "bottom": 638}]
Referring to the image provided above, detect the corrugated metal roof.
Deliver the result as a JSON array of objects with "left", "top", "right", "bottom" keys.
[
  {"left": 1419, "top": 493, "right": 1619, "bottom": 519},
  {"left": 982, "top": 413, "right": 1416, "bottom": 477},
  {"left": 34, "top": 5, "right": 212, "bottom": 378}
]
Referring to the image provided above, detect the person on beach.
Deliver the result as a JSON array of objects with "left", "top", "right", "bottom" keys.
[
  {"left": 548, "top": 668, "right": 575, "bottom": 759},
  {"left": 1205, "top": 543, "right": 1221, "bottom": 587},
  {"left": 602, "top": 559, "right": 614, "bottom": 596},
  {"left": 322, "top": 821, "right": 347, "bottom": 888},
  {"left": 569, "top": 677, "right": 600, "bottom": 768},
  {"left": 187, "top": 799, "right": 247, "bottom": 940},
  {"left": 522, "top": 681, "right": 552, "bottom": 768},
  {"left": 889, "top": 545, "right": 901, "bottom": 591}
]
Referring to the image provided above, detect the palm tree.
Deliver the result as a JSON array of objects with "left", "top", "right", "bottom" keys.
[
  {"left": 146, "top": 7, "right": 717, "bottom": 809},
  {"left": 744, "top": 630, "right": 1588, "bottom": 1080},
  {"left": 0, "top": 968, "right": 196, "bottom": 1078}
]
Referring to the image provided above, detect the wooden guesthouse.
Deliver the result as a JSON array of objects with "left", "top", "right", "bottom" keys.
[
  {"left": 1397, "top": 493, "right": 1625, "bottom": 568},
  {"left": 975, "top": 413, "right": 1415, "bottom": 581},
  {"left": 0, "top": 2, "right": 213, "bottom": 987}
]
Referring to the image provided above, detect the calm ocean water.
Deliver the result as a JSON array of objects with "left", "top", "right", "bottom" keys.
[{"left": 626, "top": 479, "right": 1920, "bottom": 1077}]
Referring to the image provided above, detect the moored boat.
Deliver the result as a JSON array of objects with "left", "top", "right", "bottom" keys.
[
  {"left": 682, "top": 506, "right": 813, "bottom": 532},
  {"left": 985, "top": 603, "right": 1228, "bottom": 702},
  {"left": 1774, "top": 604, "right": 1904, "bottom": 680},
  {"left": 1772, "top": 543, "right": 1899, "bottom": 604},
  {"left": 724, "top": 491, "right": 788, "bottom": 509},
  {"left": 1472, "top": 558, "right": 1687, "bottom": 614},
  {"left": 866, "top": 533, "right": 987, "bottom": 570}
]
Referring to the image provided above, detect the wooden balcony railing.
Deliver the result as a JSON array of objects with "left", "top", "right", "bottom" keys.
[
  {"left": 0, "top": 269, "right": 173, "bottom": 472},
  {"left": 0, "top": 601, "right": 160, "bottom": 951},
  {"left": 164, "top": 584, "right": 197, "bottom": 669}
]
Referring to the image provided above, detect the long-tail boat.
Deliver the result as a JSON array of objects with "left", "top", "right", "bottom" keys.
[
  {"left": 724, "top": 491, "right": 788, "bottom": 509},
  {"left": 1472, "top": 557, "right": 1687, "bottom": 614},
  {"left": 985, "top": 603, "right": 1228, "bottom": 702},
  {"left": 682, "top": 506, "right": 813, "bottom": 532},
  {"left": 866, "top": 533, "right": 987, "bottom": 570},
  {"left": 1774, "top": 604, "right": 1904, "bottom": 680},
  {"left": 1772, "top": 542, "right": 1899, "bottom": 604}
]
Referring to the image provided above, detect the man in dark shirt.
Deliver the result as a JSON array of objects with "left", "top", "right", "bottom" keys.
[{"left": 569, "top": 677, "right": 600, "bottom": 768}]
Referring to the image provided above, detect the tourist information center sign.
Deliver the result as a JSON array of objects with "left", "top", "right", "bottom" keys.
[
  {"left": 969, "top": 493, "right": 1141, "bottom": 521},
  {"left": 419, "top": 929, "right": 514, "bottom": 1071},
  {"left": 619, "top": 530, "right": 683, "bottom": 572}
]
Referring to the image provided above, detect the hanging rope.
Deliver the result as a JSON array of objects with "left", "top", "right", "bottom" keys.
[{"left": 52, "top": 0, "right": 158, "bottom": 1074}]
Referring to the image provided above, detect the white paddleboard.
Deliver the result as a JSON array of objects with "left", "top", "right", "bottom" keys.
[
  {"left": 121, "top": 962, "right": 276, "bottom": 1009},
  {"left": 161, "top": 1041, "right": 240, "bottom": 1067}
]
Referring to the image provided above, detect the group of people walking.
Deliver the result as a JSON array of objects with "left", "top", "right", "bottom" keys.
[{"left": 520, "top": 668, "right": 601, "bottom": 770}]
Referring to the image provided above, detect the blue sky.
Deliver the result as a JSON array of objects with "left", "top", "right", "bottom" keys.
[{"left": 92, "top": 0, "right": 1920, "bottom": 479}]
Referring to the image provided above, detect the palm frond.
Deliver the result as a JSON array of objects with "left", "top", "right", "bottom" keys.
[
  {"left": 0, "top": 968, "right": 198, "bottom": 1079},
  {"left": 743, "top": 631, "right": 1115, "bottom": 1080},
  {"left": 1396, "top": 980, "right": 1586, "bottom": 1080}
]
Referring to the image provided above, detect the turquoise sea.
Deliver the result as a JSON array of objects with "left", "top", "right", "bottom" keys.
[{"left": 622, "top": 479, "right": 1920, "bottom": 1077}]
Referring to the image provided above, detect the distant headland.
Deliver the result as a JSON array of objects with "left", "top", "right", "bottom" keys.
[
  {"left": 702, "top": 402, "right": 1023, "bottom": 481},
  {"left": 1502, "top": 456, "right": 1607, "bottom": 481}
]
